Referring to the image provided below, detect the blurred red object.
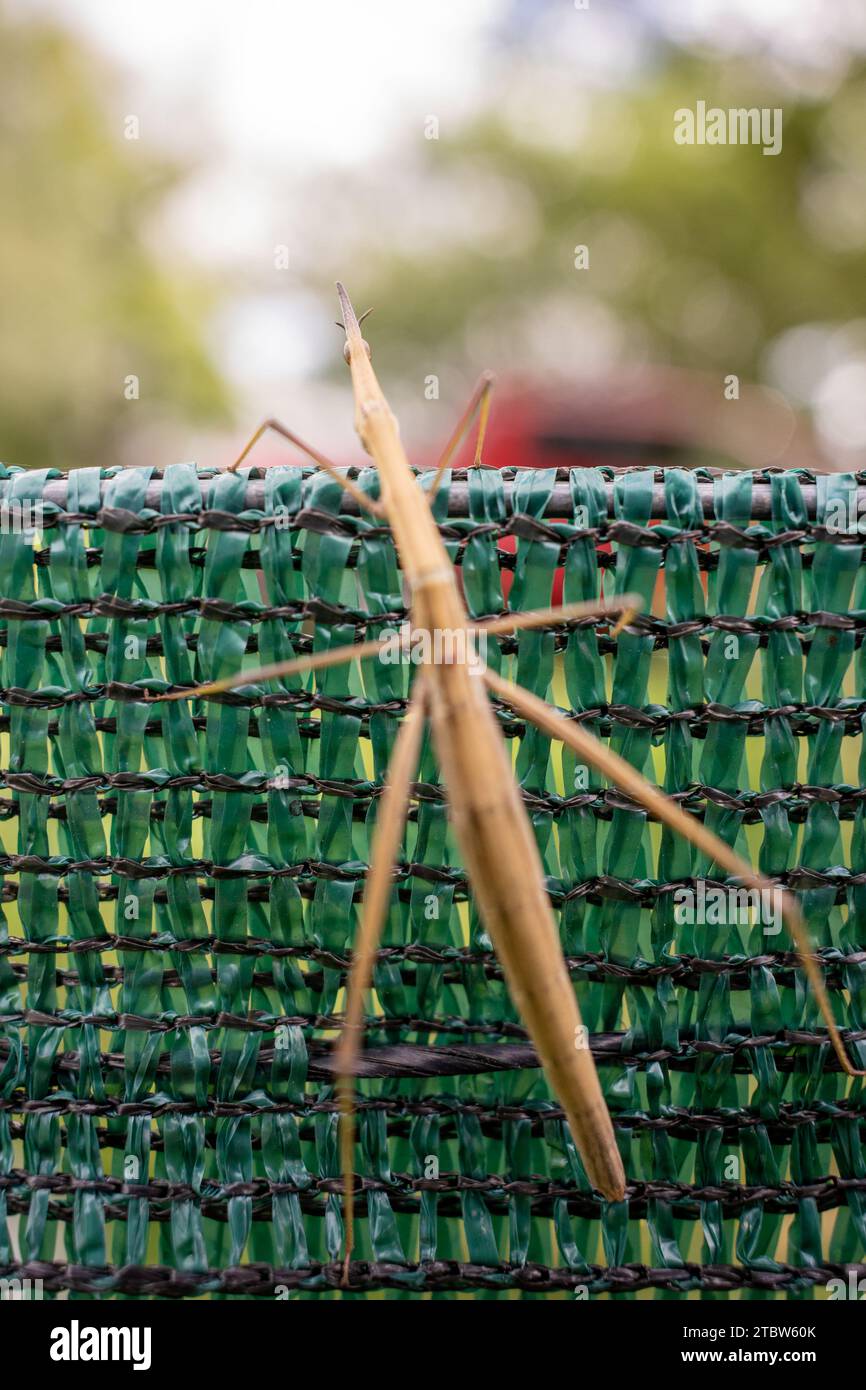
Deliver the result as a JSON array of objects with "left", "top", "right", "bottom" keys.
[
  {"left": 419, "top": 367, "right": 828, "bottom": 607},
  {"left": 253, "top": 367, "right": 827, "bottom": 609}
]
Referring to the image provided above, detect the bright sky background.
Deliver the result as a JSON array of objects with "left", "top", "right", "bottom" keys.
[
  {"left": 15, "top": 0, "right": 507, "bottom": 452},
  {"left": 20, "top": 0, "right": 500, "bottom": 251},
  {"left": 14, "top": 0, "right": 866, "bottom": 462},
  {"left": 18, "top": 0, "right": 498, "bottom": 156}
]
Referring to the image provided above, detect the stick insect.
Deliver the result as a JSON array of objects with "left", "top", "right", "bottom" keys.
[{"left": 156, "top": 283, "right": 864, "bottom": 1283}]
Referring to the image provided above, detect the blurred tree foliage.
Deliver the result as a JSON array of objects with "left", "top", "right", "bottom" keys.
[
  {"left": 0, "top": 16, "right": 229, "bottom": 470},
  {"left": 336, "top": 55, "right": 866, "bottom": 392}
]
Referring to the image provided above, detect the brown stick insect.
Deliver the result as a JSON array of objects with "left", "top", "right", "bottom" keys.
[{"left": 156, "top": 284, "right": 863, "bottom": 1282}]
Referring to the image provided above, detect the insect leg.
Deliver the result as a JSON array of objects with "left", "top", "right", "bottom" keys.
[
  {"left": 225, "top": 416, "right": 384, "bottom": 517},
  {"left": 426, "top": 371, "right": 495, "bottom": 502},
  {"left": 335, "top": 676, "right": 429, "bottom": 1286},
  {"left": 474, "top": 593, "right": 644, "bottom": 639},
  {"left": 483, "top": 668, "right": 865, "bottom": 1078},
  {"left": 149, "top": 638, "right": 387, "bottom": 702}
]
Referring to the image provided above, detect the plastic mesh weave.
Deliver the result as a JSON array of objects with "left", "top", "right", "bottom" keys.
[{"left": 1, "top": 461, "right": 865, "bottom": 1299}]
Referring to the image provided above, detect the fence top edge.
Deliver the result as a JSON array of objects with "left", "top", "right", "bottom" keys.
[{"left": 14, "top": 467, "right": 861, "bottom": 520}]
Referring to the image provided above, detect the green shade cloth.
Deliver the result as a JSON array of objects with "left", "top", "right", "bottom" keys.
[{"left": 0, "top": 462, "right": 864, "bottom": 1299}]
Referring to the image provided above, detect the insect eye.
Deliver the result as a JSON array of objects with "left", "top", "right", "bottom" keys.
[{"left": 343, "top": 338, "right": 372, "bottom": 364}]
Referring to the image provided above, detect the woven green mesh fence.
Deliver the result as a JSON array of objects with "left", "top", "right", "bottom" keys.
[{"left": 2, "top": 460, "right": 865, "bottom": 1300}]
